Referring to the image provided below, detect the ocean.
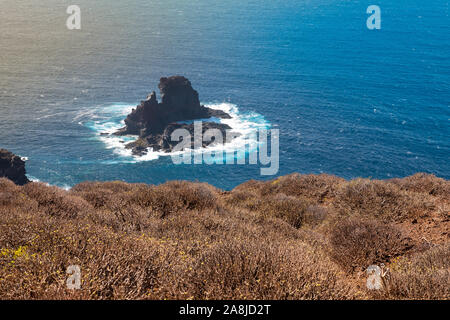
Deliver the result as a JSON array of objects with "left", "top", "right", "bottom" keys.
[{"left": 0, "top": 0, "right": 449, "bottom": 190}]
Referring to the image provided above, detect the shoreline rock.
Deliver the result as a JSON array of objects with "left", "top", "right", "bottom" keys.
[{"left": 0, "top": 149, "right": 30, "bottom": 185}]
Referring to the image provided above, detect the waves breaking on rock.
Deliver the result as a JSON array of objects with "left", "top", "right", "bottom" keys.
[{"left": 83, "top": 102, "right": 270, "bottom": 163}]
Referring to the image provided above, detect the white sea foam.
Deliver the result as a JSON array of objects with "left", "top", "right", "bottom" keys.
[
  {"left": 27, "top": 175, "right": 41, "bottom": 183},
  {"left": 26, "top": 175, "right": 71, "bottom": 190},
  {"left": 82, "top": 102, "right": 270, "bottom": 163}
]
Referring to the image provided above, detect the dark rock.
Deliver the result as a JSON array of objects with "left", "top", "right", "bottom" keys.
[
  {"left": 115, "top": 76, "right": 233, "bottom": 155},
  {"left": 126, "top": 122, "right": 236, "bottom": 156},
  {"left": 115, "top": 76, "right": 231, "bottom": 137},
  {"left": 0, "top": 149, "right": 30, "bottom": 185}
]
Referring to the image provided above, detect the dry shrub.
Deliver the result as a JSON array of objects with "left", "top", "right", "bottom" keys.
[
  {"left": 0, "top": 214, "right": 171, "bottom": 299},
  {"left": 224, "top": 190, "right": 263, "bottom": 212},
  {"left": 330, "top": 218, "right": 413, "bottom": 272},
  {"left": 151, "top": 181, "right": 219, "bottom": 215},
  {"left": 73, "top": 180, "right": 219, "bottom": 218},
  {"left": 88, "top": 205, "right": 152, "bottom": 234},
  {"left": 259, "top": 174, "right": 345, "bottom": 202},
  {"left": 73, "top": 180, "right": 138, "bottom": 194},
  {"left": 23, "top": 182, "right": 91, "bottom": 218},
  {"left": 0, "top": 178, "right": 36, "bottom": 211},
  {"left": 232, "top": 179, "right": 266, "bottom": 195},
  {"left": 389, "top": 173, "right": 450, "bottom": 198},
  {"left": 72, "top": 182, "right": 154, "bottom": 232},
  {"left": 0, "top": 173, "right": 447, "bottom": 300},
  {"left": 225, "top": 191, "right": 311, "bottom": 229},
  {"left": 335, "top": 178, "right": 434, "bottom": 222},
  {"left": 74, "top": 233, "right": 169, "bottom": 299},
  {"left": 226, "top": 187, "right": 328, "bottom": 229},
  {"left": 0, "top": 211, "right": 39, "bottom": 249},
  {"left": 71, "top": 181, "right": 142, "bottom": 208},
  {"left": 127, "top": 181, "right": 220, "bottom": 219},
  {"left": 224, "top": 189, "right": 257, "bottom": 208},
  {"left": 258, "top": 194, "right": 311, "bottom": 228},
  {"left": 384, "top": 244, "right": 450, "bottom": 299},
  {"left": 0, "top": 178, "right": 19, "bottom": 194},
  {"left": 184, "top": 240, "right": 359, "bottom": 300},
  {"left": 0, "top": 202, "right": 354, "bottom": 300},
  {"left": 70, "top": 181, "right": 220, "bottom": 233},
  {"left": 303, "top": 205, "right": 329, "bottom": 226}
]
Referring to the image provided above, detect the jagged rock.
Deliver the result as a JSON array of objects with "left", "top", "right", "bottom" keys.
[
  {"left": 115, "top": 76, "right": 231, "bottom": 136},
  {"left": 126, "top": 122, "right": 233, "bottom": 156},
  {"left": 114, "top": 76, "right": 233, "bottom": 155},
  {"left": 0, "top": 149, "right": 30, "bottom": 185}
]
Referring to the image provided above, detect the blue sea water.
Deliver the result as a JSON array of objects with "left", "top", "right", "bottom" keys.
[{"left": 0, "top": 0, "right": 449, "bottom": 189}]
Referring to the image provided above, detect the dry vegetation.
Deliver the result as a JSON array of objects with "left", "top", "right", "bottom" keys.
[{"left": 0, "top": 173, "right": 448, "bottom": 300}]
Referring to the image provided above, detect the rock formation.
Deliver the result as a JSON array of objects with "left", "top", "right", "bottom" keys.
[
  {"left": 0, "top": 149, "right": 30, "bottom": 185},
  {"left": 114, "top": 76, "right": 233, "bottom": 155},
  {"left": 126, "top": 122, "right": 233, "bottom": 154}
]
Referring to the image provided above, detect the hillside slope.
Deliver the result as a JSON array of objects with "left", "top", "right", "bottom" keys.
[{"left": 0, "top": 173, "right": 448, "bottom": 299}]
